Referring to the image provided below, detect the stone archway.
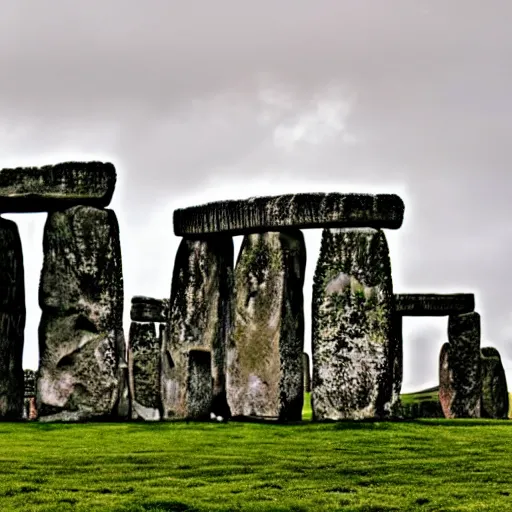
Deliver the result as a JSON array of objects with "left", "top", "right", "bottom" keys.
[
  {"left": 393, "top": 293, "right": 483, "bottom": 418},
  {"left": 0, "top": 161, "right": 128, "bottom": 421}
]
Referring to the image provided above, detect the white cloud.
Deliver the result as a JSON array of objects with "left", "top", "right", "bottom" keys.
[{"left": 256, "top": 81, "right": 358, "bottom": 151}]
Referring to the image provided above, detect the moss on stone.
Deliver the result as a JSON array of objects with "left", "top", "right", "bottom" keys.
[
  {"left": 174, "top": 193, "right": 405, "bottom": 236},
  {"left": 37, "top": 206, "right": 124, "bottom": 421},
  {"left": 312, "top": 227, "right": 395, "bottom": 421},
  {"left": 227, "top": 230, "right": 305, "bottom": 421}
]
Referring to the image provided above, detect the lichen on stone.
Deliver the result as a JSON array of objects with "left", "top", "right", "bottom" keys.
[
  {"left": 226, "top": 229, "right": 305, "bottom": 421},
  {"left": 174, "top": 193, "right": 405, "bottom": 236},
  {"left": 37, "top": 206, "right": 125, "bottom": 421},
  {"left": 0, "top": 161, "right": 116, "bottom": 212},
  {"left": 312, "top": 227, "right": 396, "bottom": 421},
  {"left": 128, "top": 321, "right": 161, "bottom": 420},
  {"left": 163, "top": 235, "right": 233, "bottom": 420}
]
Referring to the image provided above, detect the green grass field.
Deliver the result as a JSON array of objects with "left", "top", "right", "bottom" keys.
[
  {"left": 400, "top": 386, "right": 439, "bottom": 405},
  {"left": 1, "top": 394, "right": 512, "bottom": 511}
]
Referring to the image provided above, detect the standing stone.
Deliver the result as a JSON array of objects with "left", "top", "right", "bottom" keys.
[
  {"left": 312, "top": 228, "right": 395, "bottom": 420},
  {"left": 187, "top": 349, "right": 213, "bottom": 420},
  {"left": 0, "top": 218, "right": 25, "bottom": 420},
  {"left": 128, "top": 321, "right": 161, "bottom": 421},
  {"left": 390, "top": 314, "right": 403, "bottom": 415},
  {"left": 303, "top": 353, "right": 311, "bottom": 393},
  {"left": 226, "top": 230, "right": 306, "bottom": 421},
  {"left": 37, "top": 206, "right": 125, "bottom": 421},
  {"left": 480, "top": 347, "right": 508, "bottom": 419},
  {"left": 439, "top": 312, "right": 481, "bottom": 418},
  {"left": 438, "top": 342, "right": 451, "bottom": 417},
  {"left": 163, "top": 236, "right": 233, "bottom": 420}
]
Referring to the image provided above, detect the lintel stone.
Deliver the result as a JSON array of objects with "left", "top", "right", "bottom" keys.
[
  {"left": 130, "top": 296, "right": 169, "bottom": 323},
  {"left": 0, "top": 161, "right": 116, "bottom": 212},
  {"left": 395, "top": 293, "right": 474, "bottom": 317},
  {"left": 174, "top": 193, "right": 405, "bottom": 236}
]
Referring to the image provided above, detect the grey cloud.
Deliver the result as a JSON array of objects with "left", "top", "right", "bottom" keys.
[{"left": 1, "top": 1, "right": 512, "bottom": 390}]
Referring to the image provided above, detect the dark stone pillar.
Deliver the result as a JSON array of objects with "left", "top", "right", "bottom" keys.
[
  {"left": 480, "top": 347, "right": 508, "bottom": 419},
  {"left": 0, "top": 218, "right": 25, "bottom": 420},
  {"left": 303, "top": 353, "right": 311, "bottom": 393},
  {"left": 163, "top": 236, "right": 233, "bottom": 420},
  {"left": 439, "top": 312, "right": 481, "bottom": 418}
]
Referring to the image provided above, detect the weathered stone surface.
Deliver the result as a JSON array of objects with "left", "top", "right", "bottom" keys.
[
  {"left": 128, "top": 321, "right": 161, "bottom": 420},
  {"left": 174, "top": 193, "right": 405, "bottom": 236},
  {"left": 480, "top": 347, "right": 508, "bottom": 419},
  {"left": 390, "top": 315, "right": 403, "bottom": 415},
  {"left": 226, "top": 230, "right": 305, "bottom": 421},
  {"left": 163, "top": 236, "right": 233, "bottom": 419},
  {"left": 312, "top": 227, "right": 395, "bottom": 420},
  {"left": 0, "top": 218, "right": 25, "bottom": 420},
  {"left": 130, "top": 296, "right": 169, "bottom": 323},
  {"left": 303, "top": 353, "right": 311, "bottom": 393},
  {"left": 23, "top": 370, "right": 37, "bottom": 421},
  {"left": 439, "top": 312, "right": 481, "bottom": 418},
  {"left": 438, "top": 342, "right": 451, "bottom": 417},
  {"left": 187, "top": 349, "right": 213, "bottom": 420},
  {"left": 0, "top": 161, "right": 116, "bottom": 212},
  {"left": 395, "top": 294, "right": 475, "bottom": 317},
  {"left": 37, "top": 206, "right": 125, "bottom": 421},
  {"left": 24, "top": 370, "right": 36, "bottom": 397}
]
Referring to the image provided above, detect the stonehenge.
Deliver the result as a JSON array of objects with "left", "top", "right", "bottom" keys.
[{"left": 0, "top": 163, "right": 504, "bottom": 425}]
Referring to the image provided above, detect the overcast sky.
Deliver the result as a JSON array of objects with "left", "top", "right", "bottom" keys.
[{"left": 1, "top": 1, "right": 511, "bottom": 393}]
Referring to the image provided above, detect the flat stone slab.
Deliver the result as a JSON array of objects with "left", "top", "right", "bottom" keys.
[
  {"left": 394, "top": 294, "right": 475, "bottom": 317},
  {"left": 130, "top": 296, "right": 169, "bottom": 323},
  {"left": 174, "top": 193, "right": 405, "bottom": 236},
  {"left": 0, "top": 161, "right": 116, "bottom": 212}
]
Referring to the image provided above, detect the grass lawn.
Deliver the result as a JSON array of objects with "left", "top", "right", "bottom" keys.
[
  {"left": 1, "top": 395, "right": 512, "bottom": 511},
  {"left": 400, "top": 387, "right": 439, "bottom": 405}
]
